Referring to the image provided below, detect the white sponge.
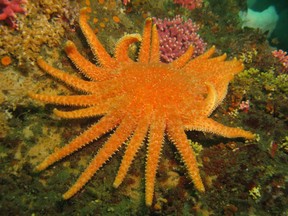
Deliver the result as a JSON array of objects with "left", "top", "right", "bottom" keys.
[{"left": 239, "top": 5, "right": 279, "bottom": 37}]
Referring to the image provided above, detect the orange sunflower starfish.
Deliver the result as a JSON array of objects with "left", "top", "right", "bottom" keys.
[{"left": 29, "top": 8, "right": 254, "bottom": 206}]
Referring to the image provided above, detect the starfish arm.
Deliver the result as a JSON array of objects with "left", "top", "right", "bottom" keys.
[
  {"left": 145, "top": 117, "right": 165, "bottom": 206},
  {"left": 194, "top": 46, "right": 215, "bottom": 60},
  {"left": 113, "top": 116, "right": 150, "bottom": 188},
  {"left": 37, "top": 58, "right": 97, "bottom": 93},
  {"left": 63, "top": 116, "right": 136, "bottom": 199},
  {"left": 202, "top": 82, "right": 218, "bottom": 116},
  {"left": 91, "top": 79, "right": 127, "bottom": 101},
  {"left": 211, "top": 53, "right": 227, "bottom": 62},
  {"left": 208, "top": 60, "right": 243, "bottom": 105},
  {"left": 64, "top": 40, "right": 113, "bottom": 81},
  {"left": 28, "top": 93, "right": 102, "bottom": 106},
  {"left": 149, "top": 24, "right": 160, "bottom": 63},
  {"left": 138, "top": 18, "right": 152, "bottom": 63},
  {"left": 52, "top": 96, "right": 122, "bottom": 119},
  {"left": 114, "top": 34, "right": 141, "bottom": 63},
  {"left": 217, "top": 58, "right": 244, "bottom": 76},
  {"left": 182, "top": 46, "right": 216, "bottom": 72},
  {"left": 185, "top": 117, "right": 255, "bottom": 139},
  {"left": 206, "top": 61, "right": 243, "bottom": 105},
  {"left": 170, "top": 46, "right": 194, "bottom": 69},
  {"left": 211, "top": 79, "right": 229, "bottom": 106},
  {"left": 184, "top": 57, "right": 244, "bottom": 82},
  {"left": 36, "top": 113, "right": 121, "bottom": 172},
  {"left": 79, "top": 8, "right": 117, "bottom": 68},
  {"left": 0, "top": 13, "right": 8, "bottom": 20},
  {"left": 182, "top": 57, "right": 244, "bottom": 105},
  {"left": 167, "top": 118, "right": 205, "bottom": 193},
  {"left": 53, "top": 105, "right": 108, "bottom": 119}
]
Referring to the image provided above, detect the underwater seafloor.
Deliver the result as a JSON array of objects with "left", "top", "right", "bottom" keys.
[{"left": 0, "top": 0, "right": 287, "bottom": 215}]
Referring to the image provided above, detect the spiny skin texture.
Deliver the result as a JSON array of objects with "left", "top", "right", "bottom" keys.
[{"left": 29, "top": 8, "right": 254, "bottom": 206}]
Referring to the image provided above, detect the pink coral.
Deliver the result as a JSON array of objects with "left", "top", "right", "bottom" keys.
[
  {"left": 173, "top": 0, "right": 203, "bottom": 10},
  {"left": 0, "top": 0, "right": 27, "bottom": 28},
  {"left": 272, "top": 49, "right": 288, "bottom": 72},
  {"left": 153, "top": 15, "right": 206, "bottom": 63}
]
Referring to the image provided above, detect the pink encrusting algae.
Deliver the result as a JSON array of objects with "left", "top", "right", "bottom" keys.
[{"left": 153, "top": 15, "right": 206, "bottom": 63}]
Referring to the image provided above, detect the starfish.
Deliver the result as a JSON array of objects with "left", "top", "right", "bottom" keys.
[{"left": 29, "top": 8, "right": 254, "bottom": 206}]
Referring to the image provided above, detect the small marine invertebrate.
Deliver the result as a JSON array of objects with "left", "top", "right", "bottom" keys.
[
  {"left": 249, "top": 185, "right": 261, "bottom": 201},
  {"left": 269, "top": 141, "right": 278, "bottom": 158},
  {"left": 239, "top": 100, "right": 250, "bottom": 113},
  {"left": 1, "top": 55, "right": 12, "bottom": 66},
  {"left": 29, "top": 8, "right": 254, "bottom": 206},
  {"left": 173, "top": 0, "right": 203, "bottom": 10},
  {"left": 122, "top": 0, "right": 130, "bottom": 5},
  {"left": 153, "top": 16, "right": 206, "bottom": 63},
  {"left": 112, "top": 15, "right": 120, "bottom": 23},
  {"left": 239, "top": 48, "right": 258, "bottom": 64},
  {"left": 0, "top": 0, "right": 27, "bottom": 28}
]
